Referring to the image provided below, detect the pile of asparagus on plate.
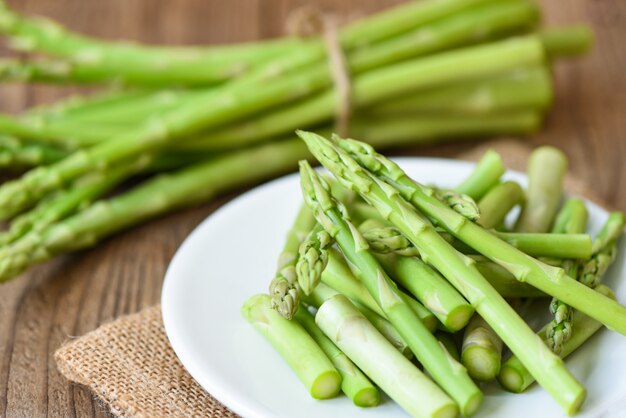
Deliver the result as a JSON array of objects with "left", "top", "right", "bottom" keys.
[
  {"left": 243, "top": 132, "right": 626, "bottom": 418},
  {"left": 0, "top": 0, "right": 593, "bottom": 282}
]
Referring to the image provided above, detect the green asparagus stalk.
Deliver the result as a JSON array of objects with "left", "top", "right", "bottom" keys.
[
  {"left": 472, "top": 256, "right": 546, "bottom": 298},
  {"left": 455, "top": 150, "right": 505, "bottom": 200},
  {"left": 294, "top": 306, "right": 379, "bottom": 407},
  {"left": 321, "top": 248, "right": 437, "bottom": 332},
  {"left": 241, "top": 294, "right": 341, "bottom": 399},
  {"left": 540, "top": 26, "right": 594, "bottom": 58},
  {"left": 301, "top": 131, "right": 586, "bottom": 414},
  {"left": 0, "top": 136, "right": 66, "bottom": 169},
  {"left": 26, "top": 88, "right": 152, "bottom": 119},
  {"left": 436, "top": 332, "right": 461, "bottom": 362},
  {"left": 332, "top": 134, "right": 626, "bottom": 336},
  {"left": 303, "top": 282, "right": 413, "bottom": 358},
  {"left": 366, "top": 66, "right": 553, "bottom": 116},
  {"left": 359, "top": 219, "right": 474, "bottom": 332},
  {"left": 316, "top": 295, "right": 458, "bottom": 418},
  {"left": 299, "top": 161, "right": 482, "bottom": 415},
  {"left": 295, "top": 223, "right": 333, "bottom": 296},
  {"left": 499, "top": 284, "right": 615, "bottom": 393},
  {"left": 551, "top": 198, "right": 588, "bottom": 235},
  {"left": 545, "top": 198, "right": 588, "bottom": 353},
  {"left": 461, "top": 314, "right": 504, "bottom": 381},
  {"left": 477, "top": 181, "right": 524, "bottom": 229},
  {"left": 47, "top": 89, "right": 203, "bottom": 126},
  {"left": 515, "top": 146, "right": 568, "bottom": 232},
  {"left": 0, "top": 138, "right": 312, "bottom": 281},
  {"left": 0, "top": 157, "right": 152, "bottom": 246},
  {"left": 269, "top": 204, "right": 316, "bottom": 319},
  {"left": 489, "top": 231, "right": 591, "bottom": 259}
]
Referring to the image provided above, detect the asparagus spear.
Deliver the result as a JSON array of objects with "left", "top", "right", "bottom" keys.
[
  {"left": 303, "top": 282, "right": 413, "bottom": 359},
  {"left": 241, "top": 294, "right": 341, "bottom": 399},
  {"left": 461, "top": 314, "right": 504, "bottom": 381},
  {"left": 361, "top": 223, "right": 592, "bottom": 260},
  {"left": 316, "top": 295, "right": 458, "bottom": 418},
  {"left": 299, "top": 160, "right": 482, "bottom": 415},
  {"left": 477, "top": 181, "right": 524, "bottom": 229},
  {"left": 540, "top": 26, "right": 594, "bottom": 58},
  {"left": 489, "top": 231, "right": 591, "bottom": 259},
  {"left": 472, "top": 256, "right": 546, "bottom": 298},
  {"left": 0, "top": 136, "right": 66, "bottom": 169},
  {"left": 0, "top": 157, "right": 151, "bottom": 246},
  {"left": 294, "top": 306, "right": 379, "bottom": 407},
  {"left": 515, "top": 146, "right": 568, "bottom": 232},
  {"left": 268, "top": 203, "right": 316, "bottom": 319},
  {"left": 436, "top": 332, "right": 461, "bottom": 362},
  {"left": 301, "top": 131, "right": 586, "bottom": 414},
  {"left": 545, "top": 199, "right": 588, "bottom": 353},
  {"left": 332, "top": 134, "right": 626, "bottom": 336},
  {"left": 455, "top": 149, "right": 505, "bottom": 200},
  {"left": 500, "top": 284, "right": 616, "bottom": 392},
  {"left": 359, "top": 219, "right": 474, "bottom": 332},
  {"left": 295, "top": 223, "right": 333, "bottom": 296},
  {"left": 320, "top": 248, "right": 437, "bottom": 332},
  {"left": 366, "top": 66, "right": 553, "bottom": 116}
]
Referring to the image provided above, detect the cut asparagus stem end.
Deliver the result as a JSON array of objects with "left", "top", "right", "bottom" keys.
[
  {"left": 442, "top": 304, "right": 475, "bottom": 333},
  {"left": 353, "top": 387, "right": 381, "bottom": 408},
  {"left": 498, "top": 366, "right": 526, "bottom": 393},
  {"left": 455, "top": 149, "right": 505, "bottom": 200},
  {"left": 242, "top": 294, "right": 341, "bottom": 399},
  {"left": 463, "top": 392, "right": 484, "bottom": 417},
  {"left": 310, "top": 371, "right": 344, "bottom": 400},
  {"left": 462, "top": 346, "right": 501, "bottom": 382}
]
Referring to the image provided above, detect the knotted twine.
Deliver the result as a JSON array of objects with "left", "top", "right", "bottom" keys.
[{"left": 286, "top": 6, "right": 352, "bottom": 137}]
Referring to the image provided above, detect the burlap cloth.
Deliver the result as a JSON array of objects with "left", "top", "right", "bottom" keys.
[{"left": 53, "top": 139, "right": 606, "bottom": 418}]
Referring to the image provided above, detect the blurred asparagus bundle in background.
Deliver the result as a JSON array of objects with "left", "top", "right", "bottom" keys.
[{"left": 0, "top": 0, "right": 593, "bottom": 281}]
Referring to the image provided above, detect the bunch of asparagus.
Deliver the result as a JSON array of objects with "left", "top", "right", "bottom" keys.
[
  {"left": 243, "top": 132, "right": 626, "bottom": 418},
  {"left": 0, "top": 0, "right": 593, "bottom": 282}
]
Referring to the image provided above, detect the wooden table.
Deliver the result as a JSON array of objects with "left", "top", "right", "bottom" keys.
[{"left": 0, "top": 0, "right": 623, "bottom": 416}]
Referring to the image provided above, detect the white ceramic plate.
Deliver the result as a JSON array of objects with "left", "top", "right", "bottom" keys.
[{"left": 162, "top": 157, "right": 626, "bottom": 418}]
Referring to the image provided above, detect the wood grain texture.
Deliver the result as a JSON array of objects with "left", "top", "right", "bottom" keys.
[{"left": 0, "top": 0, "right": 623, "bottom": 416}]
